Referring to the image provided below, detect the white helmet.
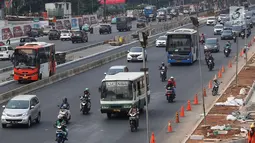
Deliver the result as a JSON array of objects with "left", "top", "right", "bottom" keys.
[
  {"left": 204, "top": 46, "right": 208, "bottom": 50},
  {"left": 170, "top": 76, "right": 174, "bottom": 79},
  {"left": 58, "top": 114, "right": 64, "bottom": 119}
]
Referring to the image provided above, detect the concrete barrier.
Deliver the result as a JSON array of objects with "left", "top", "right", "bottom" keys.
[{"left": 0, "top": 13, "right": 208, "bottom": 102}]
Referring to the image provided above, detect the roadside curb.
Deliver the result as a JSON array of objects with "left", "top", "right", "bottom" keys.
[{"left": 0, "top": 66, "right": 12, "bottom": 74}]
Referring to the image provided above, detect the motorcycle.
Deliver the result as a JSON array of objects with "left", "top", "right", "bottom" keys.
[
  {"left": 233, "top": 36, "right": 236, "bottom": 43},
  {"left": 241, "top": 32, "right": 245, "bottom": 39},
  {"left": 159, "top": 66, "right": 166, "bottom": 82},
  {"left": 129, "top": 112, "right": 139, "bottom": 132},
  {"left": 58, "top": 105, "right": 71, "bottom": 123},
  {"left": 224, "top": 47, "right": 231, "bottom": 57},
  {"left": 212, "top": 82, "right": 221, "bottom": 96},
  {"left": 80, "top": 95, "right": 91, "bottom": 115},
  {"left": 166, "top": 88, "right": 175, "bottom": 103},
  {"left": 55, "top": 125, "right": 66, "bottom": 143},
  {"left": 208, "top": 59, "right": 214, "bottom": 71}
]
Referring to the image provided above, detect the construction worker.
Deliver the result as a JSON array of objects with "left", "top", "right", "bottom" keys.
[{"left": 248, "top": 123, "right": 255, "bottom": 143}]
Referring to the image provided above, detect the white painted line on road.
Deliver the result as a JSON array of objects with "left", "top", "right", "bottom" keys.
[{"left": 0, "top": 80, "right": 14, "bottom": 86}]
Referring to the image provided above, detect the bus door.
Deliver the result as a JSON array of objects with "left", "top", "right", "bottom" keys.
[{"left": 38, "top": 48, "right": 50, "bottom": 78}]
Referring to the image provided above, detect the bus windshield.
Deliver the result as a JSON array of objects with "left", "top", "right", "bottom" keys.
[
  {"left": 168, "top": 34, "right": 191, "bottom": 50},
  {"left": 14, "top": 49, "right": 37, "bottom": 68},
  {"left": 101, "top": 81, "right": 133, "bottom": 101}
]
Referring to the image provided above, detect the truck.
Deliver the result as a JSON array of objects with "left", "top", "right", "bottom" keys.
[
  {"left": 116, "top": 17, "right": 132, "bottom": 32},
  {"left": 144, "top": 5, "right": 157, "bottom": 22}
]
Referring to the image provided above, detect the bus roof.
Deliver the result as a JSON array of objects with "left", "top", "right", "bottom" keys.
[
  {"left": 16, "top": 42, "right": 55, "bottom": 49},
  {"left": 167, "top": 28, "right": 197, "bottom": 35},
  {"left": 102, "top": 72, "right": 146, "bottom": 81}
]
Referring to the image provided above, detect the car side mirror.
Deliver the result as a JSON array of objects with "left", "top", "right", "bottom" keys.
[
  {"left": 98, "top": 87, "right": 102, "bottom": 92},
  {"left": 30, "top": 106, "right": 34, "bottom": 109},
  {"left": 104, "top": 72, "right": 106, "bottom": 75},
  {"left": 2, "top": 105, "right": 5, "bottom": 108}
]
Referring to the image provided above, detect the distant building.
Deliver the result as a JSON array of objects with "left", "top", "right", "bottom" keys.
[
  {"left": 45, "top": 2, "right": 71, "bottom": 19},
  {"left": 0, "top": 1, "right": 5, "bottom": 20}
]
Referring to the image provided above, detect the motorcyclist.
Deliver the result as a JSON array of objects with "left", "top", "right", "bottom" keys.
[
  {"left": 166, "top": 78, "right": 176, "bottom": 95},
  {"left": 200, "top": 33, "right": 205, "bottom": 43},
  {"left": 80, "top": 88, "right": 91, "bottom": 111},
  {"left": 170, "top": 76, "right": 176, "bottom": 88},
  {"left": 128, "top": 104, "right": 139, "bottom": 126},
  {"left": 204, "top": 47, "right": 211, "bottom": 64},
  {"left": 159, "top": 62, "right": 167, "bottom": 79},
  {"left": 61, "top": 97, "right": 70, "bottom": 110},
  {"left": 55, "top": 115, "right": 68, "bottom": 141},
  {"left": 208, "top": 54, "right": 215, "bottom": 67}
]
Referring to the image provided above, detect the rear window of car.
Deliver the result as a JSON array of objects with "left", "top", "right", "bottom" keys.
[
  {"left": 49, "top": 30, "right": 58, "bottom": 33},
  {"left": 61, "top": 30, "right": 69, "bottom": 33},
  {"left": 0, "top": 46, "right": 7, "bottom": 51},
  {"left": 73, "top": 31, "right": 82, "bottom": 34},
  {"left": 20, "top": 38, "right": 31, "bottom": 42},
  {"left": 101, "top": 25, "right": 109, "bottom": 28}
]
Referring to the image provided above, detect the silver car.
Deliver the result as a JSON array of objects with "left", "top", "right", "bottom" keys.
[{"left": 1, "top": 95, "right": 41, "bottom": 128}]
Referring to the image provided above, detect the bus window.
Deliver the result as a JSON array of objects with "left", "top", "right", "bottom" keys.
[
  {"left": 140, "top": 78, "right": 145, "bottom": 95},
  {"left": 38, "top": 48, "right": 48, "bottom": 64},
  {"left": 45, "top": 46, "right": 50, "bottom": 58},
  {"left": 137, "top": 81, "right": 141, "bottom": 95}
]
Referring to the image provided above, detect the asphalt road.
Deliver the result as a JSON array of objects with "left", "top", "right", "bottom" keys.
[
  {"left": 0, "top": 21, "right": 142, "bottom": 69},
  {"left": 0, "top": 23, "right": 252, "bottom": 143}
]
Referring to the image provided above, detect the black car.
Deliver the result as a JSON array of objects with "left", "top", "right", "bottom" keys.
[
  {"left": 136, "top": 18, "right": 147, "bottom": 28},
  {"left": 48, "top": 29, "right": 60, "bottom": 40},
  {"left": 221, "top": 30, "right": 233, "bottom": 40},
  {"left": 232, "top": 25, "right": 244, "bottom": 37},
  {"left": 71, "top": 30, "right": 88, "bottom": 43},
  {"left": 99, "top": 25, "right": 112, "bottom": 34},
  {"left": 27, "top": 28, "right": 43, "bottom": 37},
  {"left": 245, "top": 19, "right": 253, "bottom": 28},
  {"left": 19, "top": 37, "right": 37, "bottom": 46}
]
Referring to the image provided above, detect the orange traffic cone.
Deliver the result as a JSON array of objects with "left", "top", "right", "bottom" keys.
[
  {"left": 203, "top": 88, "right": 207, "bottom": 97},
  {"left": 186, "top": 100, "right": 191, "bottom": 111},
  {"left": 175, "top": 112, "right": 180, "bottom": 123},
  {"left": 221, "top": 65, "right": 225, "bottom": 73},
  {"left": 208, "top": 80, "right": 212, "bottom": 89},
  {"left": 167, "top": 121, "right": 172, "bottom": 132},
  {"left": 150, "top": 132, "right": 155, "bottom": 143},
  {"left": 218, "top": 70, "right": 222, "bottom": 78},
  {"left": 228, "top": 60, "right": 232, "bottom": 68},
  {"left": 180, "top": 106, "right": 185, "bottom": 117},
  {"left": 193, "top": 94, "right": 199, "bottom": 105}
]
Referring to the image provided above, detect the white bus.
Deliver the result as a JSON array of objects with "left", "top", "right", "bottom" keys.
[
  {"left": 99, "top": 72, "right": 150, "bottom": 118},
  {"left": 166, "top": 28, "right": 198, "bottom": 64}
]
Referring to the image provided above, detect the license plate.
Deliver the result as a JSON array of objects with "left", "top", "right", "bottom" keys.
[
  {"left": 23, "top": 76, "right": 28, "bottom": 79},
  {"left": 11, "top": 121, "right": 18, "bottom": 124},
  {"left": 132, "top": 57, "right": 137, "bottom": 60},
  {"left": 113, "top": 109, "right": 120, "bottom": 112},
  {"left": 176, "top": 60, "right": 181, "bottom": 62}
]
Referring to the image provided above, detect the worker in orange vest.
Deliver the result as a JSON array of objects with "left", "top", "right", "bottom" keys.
[{"left": 248, "top": 123, "right": 255, "bottom": 143}]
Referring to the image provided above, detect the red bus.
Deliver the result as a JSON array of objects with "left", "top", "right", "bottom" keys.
[{"left": 13, "top": 42, "right": 56, "bottom": 83}]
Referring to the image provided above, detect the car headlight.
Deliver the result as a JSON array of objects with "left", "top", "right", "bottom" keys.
[
  {"left": 22, "top": 112, "right": 28, "bottom": 116},
  {"left": 101, "top": 106, "right": 109, "bottom": 109},
  {"left": 123, "top": 105, "right": 131, "bottom": 108},
  {"left": 2, "top": 111, "right": 6, "bottom": 116}
]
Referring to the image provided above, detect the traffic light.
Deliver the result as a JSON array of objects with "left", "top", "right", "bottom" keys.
[{"left": 190, "top": 16, "right": 199, "bottom": 27}]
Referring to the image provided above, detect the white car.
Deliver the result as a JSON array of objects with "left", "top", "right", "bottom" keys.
[
  {"left": 127, "top": 47, "right": 147, "bottom": 62},
  {"left": 0, "top": 46, "right": 14, "bottom": 60},
  {"left": 156, "top": 36, "right": 167, "bottom": 47},
  {"left": 104, "top": 65, "right": 129, "bottom": 78},
  {"left": 60, "top": 30, "right": 72, "bottom": 41},
  {"left": 206, "top": 17, "right": 216, "bottom": 25},
  {"left": 214, "top": 24, "right": 224, "bottom": 35}
]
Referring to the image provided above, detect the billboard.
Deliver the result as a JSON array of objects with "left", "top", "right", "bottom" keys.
[
  {"left": 230, "top": 6, "right": 245, "bottom": 25},
  {"left": 100, "top": 0, "right": 126, "bottom": 5}
]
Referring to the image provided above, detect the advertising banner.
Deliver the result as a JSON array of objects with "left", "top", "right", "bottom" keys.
[
  {"left": 229, "top": 6, "right": 245, "bottom": 25},
  {"left": 83, "top": 16, "right": 90, "bottom": 24},
  {"left": 78, "top": 18, "right": 83, "bottom": 28},
  {"left": 13, "top": 26, "right": 23, "bottom": 38},
  {"left": 90, "top": 16, "right": 97, "bottom": 24},
  {"left": 100, "top": 0, "right": 126, "bottom": 4},
  {"left": 2, "top": 27, "right": 13, "bottom": 40},
  {"left": 63, "top": 19, "right": 71, "bottom": 30},
  {"left": 23, "top": 25, "right": 32, "bottom": 36},
  {"left": 56, "top": 21, "right": 64, "bottom": 30},
  {"left": 71, "top": 18, "right": 78, "bottom": 29}
]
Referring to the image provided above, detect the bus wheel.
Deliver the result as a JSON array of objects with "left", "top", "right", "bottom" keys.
[
  {"left": 107, "top": 113, "right": 112, "bottom": 119},
  {"left": 18, "top": 80, "right": 22, "bottom": 84}
]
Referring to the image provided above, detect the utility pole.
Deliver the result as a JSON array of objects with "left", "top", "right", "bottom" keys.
[{"left": 103, "top": 0, "right": 106, "bottom": 22}]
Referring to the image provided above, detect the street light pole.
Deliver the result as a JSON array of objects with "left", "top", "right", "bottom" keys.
[
  {"left": 195, "top": 1, "right": 206, "bottom": 125},
  {"left": 103, "top": 0, "right": 106, "bottom": 22},
  {"left": 235, "top": 37, "right": 239, "bottom": 85}
]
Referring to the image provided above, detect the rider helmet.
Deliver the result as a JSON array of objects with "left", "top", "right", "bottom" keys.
[
  {"left": 161, "top": 62, "right": 165, "bottom": 66},
  {"left": 132, "top": 104, "right": 137, "bottom": 108},
  {"left": 85, "top": 88, "right": 89, "bottom": 92},
  {"left": 63, "top": 97, "right": 67, "bottom": 103},
  {"left": 251, "top": 123, "right": 255, "bottom": 128}
]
